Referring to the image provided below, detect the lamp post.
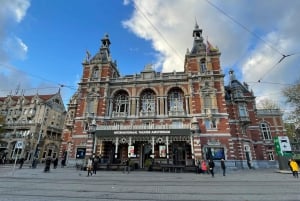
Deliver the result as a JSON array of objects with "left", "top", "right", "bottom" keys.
[
  {"left": 32, "top": 103, "right": 46, "bottom": 168},
  {"left": 88, "top": 119, "right": 97, "bottom": 157}
]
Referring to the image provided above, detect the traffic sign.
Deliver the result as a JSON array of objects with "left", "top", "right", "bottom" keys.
[{"left": 15, "top": 141, "right": 23, "bottom": 149}]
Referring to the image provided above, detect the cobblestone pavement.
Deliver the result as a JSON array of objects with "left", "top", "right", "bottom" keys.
[{"left": 0, "top": 164, "right": 299, "bottom": 201}]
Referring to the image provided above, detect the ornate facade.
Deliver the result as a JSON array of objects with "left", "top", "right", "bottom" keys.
[
  {"left": 61, "top": 24, "right": 286, "bottom": 169},
  {"left": 0, "top": 91, "right": 66, "bottom": 164}
]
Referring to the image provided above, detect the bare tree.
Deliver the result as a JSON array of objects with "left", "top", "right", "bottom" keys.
[
  {"left": 256, "top": 98, "right": 280, "bottom": 109},
  {"left": 282, "top": 80, "right": 300, "bottom": 129},
  {"left": 0, "top": 115, "right": 4, "bottom": 140}
]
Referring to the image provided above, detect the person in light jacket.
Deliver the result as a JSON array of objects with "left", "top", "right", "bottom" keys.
[{"left": 87, "top": 157, "right": 93, "bottom": 177}]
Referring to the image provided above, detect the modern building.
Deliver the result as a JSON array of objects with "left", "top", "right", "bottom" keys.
[
  {"left": 61, "top": 24, "right": 286, "bottom": 169},
  {"left": 0, "top": 91, "right": 66, "bottom": 164}
]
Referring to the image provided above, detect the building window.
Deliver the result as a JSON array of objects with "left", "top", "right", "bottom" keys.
[
  {"left": 113, "top": 91, "right": 129, "bottom": 114},
  {"left": 92, "top": 67, "right": 99, "bottom": 79},
  {"left": 140, "top": 90, "right": 155, "bottom": 113},
  {"left": 168, "top": 88, "right": 184, "bottom": 112},
  {"left": 204, "top": 147, "right": 225, "bottom": 160},
  {"left": 200, "top": 59, "right": 206, "bottom": 73},
  {"left": 260, "top": 122, "right": 272, "bottom": 140},
  {"left": 238, "top": 104, "right": 248, "bottom": 117},
  {"left": 267, "top": 151, "right": 274, "bottom": 161},
  {"left": 205, "top": 118, "right": 217, "bottom": 129},
  {"left": 203, "top": 93, "right": 212, "bottom": 114},
  {"left": 86, "top": 98, "right": 94, "bottom": 114}
]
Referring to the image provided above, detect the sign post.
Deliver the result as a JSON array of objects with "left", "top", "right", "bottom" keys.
[{"left": 12, "top": 141, "right": 23, "bottom": 176}]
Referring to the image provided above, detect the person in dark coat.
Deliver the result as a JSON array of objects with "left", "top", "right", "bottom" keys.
[
  {"left": 123, "top": 159, "right": 130, "bottom": 174},
  {"left": 92, "top": 156, "right": 99, "bottom": 175},
  {"left": 53, "top": 158, "right": 58, "bottom": 169},
  {"left": 19, "top": 158, "right": 25, "bottom": 169},
  {"left": 44, "top": 157, "right": 52, "bottom": 172},
  {"left": 220, "top": 158, "right": 226, "bottom": 176},
  {"left": 208, "top": 159, "right": 215, "bottom": 177}
]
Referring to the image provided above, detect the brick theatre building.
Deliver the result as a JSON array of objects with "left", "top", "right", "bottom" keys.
[{"left": 60, "top": 24, "right": 286, "bottom": 170}]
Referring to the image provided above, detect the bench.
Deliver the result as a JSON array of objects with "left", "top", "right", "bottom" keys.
[{"left": 160, "top": 164, "right": 185, "bottom": 173}]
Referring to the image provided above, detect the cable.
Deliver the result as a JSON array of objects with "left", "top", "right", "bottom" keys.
[
  {"left": 205, "top": 0, "right": 284, "bottom": 56},
  {"left": 257, "top": 53, "right": 299, "bottom": 82},
  {"left": 246, "top": 81, "right": 294, "bottom": 86},
  {"left": 205, "top": 0, "right": 299, "bottom": 82},
  {"left": 0, "top": 62, "right": 77, "bottom": 91},
  {"left": 133, "top": 2, "right": 184, "bottom": 64}
]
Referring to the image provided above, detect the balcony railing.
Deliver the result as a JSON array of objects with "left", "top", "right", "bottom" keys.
[
  {"left": 168, "top": 110, "right": 185, "bottom": 116},
  {"left": 140, "top": 111, "right": 156, "bottom": 117},
  {"left": 112, "top": 112, "right": 127, "bottom": 118}
]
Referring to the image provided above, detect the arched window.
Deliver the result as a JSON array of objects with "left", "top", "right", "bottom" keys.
[
  {"left": 140, "top": 90, "right": 155, "bottom": 113},
  {"left": 113, "top": 91, "right": 129, "bottom": 116},
  {"left": 168, "top": 88, "right": 184, "bottom": 113},
  {"left": 260, "top": 122, "right": 272, "bottom": 140}
]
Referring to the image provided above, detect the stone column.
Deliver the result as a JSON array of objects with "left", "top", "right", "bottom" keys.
[
  {"left": 151, "top": 136, "right": 155, "bottom": 158},
  {"left": 115, "top": 137, "right": 119, "bottom": 158},
  {"left": 164, "top": 97, "right": 168, "bottom": 116},
  {"left": 166, "top": 136, "right": 169, "bottom": 164}
]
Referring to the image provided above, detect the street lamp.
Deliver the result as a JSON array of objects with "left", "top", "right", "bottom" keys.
[{"left": 88, "top": 119, "right": 97, "bottom": 157}]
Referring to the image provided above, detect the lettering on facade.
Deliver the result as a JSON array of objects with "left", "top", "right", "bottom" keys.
[{"left": 113, "top": 130, "right": 171, "bottom": 135}]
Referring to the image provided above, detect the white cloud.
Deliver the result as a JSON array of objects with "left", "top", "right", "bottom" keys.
[
  {"left": 123, "top": 0, "right": 300, "bottom": 112},
  {"left": 0, "top": 0, "right": 31, "bottom": 96},
  {"left": 4, "top": 36, "right": 28, "bottom": 60}
]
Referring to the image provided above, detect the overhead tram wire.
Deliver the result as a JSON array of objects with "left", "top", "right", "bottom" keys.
[
  {"left": 0, "top": 62, "right": 77, "bottom": 91},
  {"left": 134, "top": 3, "right": 184, "bottom": 63},
  {"left": 205, "top": 0, "right": 298, "bottom": 82},
  {"left": 246, "top": 81, "right": 294, "bottom": 86},
  {"left": 205, "top": 0, "right": 284, "bottom": 56},
  {"left": 257, "top": 53, "right": 298, "bottom": 82}
]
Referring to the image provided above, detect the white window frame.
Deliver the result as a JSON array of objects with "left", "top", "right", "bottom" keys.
[{"left": 260, "top": 122, "right": 272, "bottom": 140}]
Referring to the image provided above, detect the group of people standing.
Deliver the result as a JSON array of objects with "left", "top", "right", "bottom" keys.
[
  {"left": 196, "top": 158, "right": 226, "bottom": 177},
  {"left": 86, "top": 156, "right": 100, "bottom": 177}
]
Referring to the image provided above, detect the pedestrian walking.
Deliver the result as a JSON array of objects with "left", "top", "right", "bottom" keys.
[
  {"left": 195, "top": 160, "right": 201, "bottom": 174},
  {"left": 19, "top": 158, "right": 25, "bottom": 169},
  {"left": 289, "top": 159, "right": 299, "bottom": 178},
  {"left": 208, "top": 159, "right": 215, "bottom": 177},
  {"left": 123, "top": 159, "right": 130, "bottom": 174},
  {"left": 92, "top": 156, "right": 99, "bottom": 175},
  {"left": 44, "top": 157, "right": 51, "bottom": 172},
  {"left": 53, "top": 158, "right": 58, "bottom": 169},
  {"left": 220, "top": 158, "right": 226, "bottom": 176},
  {"left": 201, "top": 160, "right": 208, "bottom": 174},
  {"left": 87, "top": 157, "right": 93, "bottom": 177}
]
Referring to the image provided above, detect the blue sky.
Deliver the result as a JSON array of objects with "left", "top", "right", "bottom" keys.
[{"left": 1, "top": 0, "right": 300, "bottom": 116}]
